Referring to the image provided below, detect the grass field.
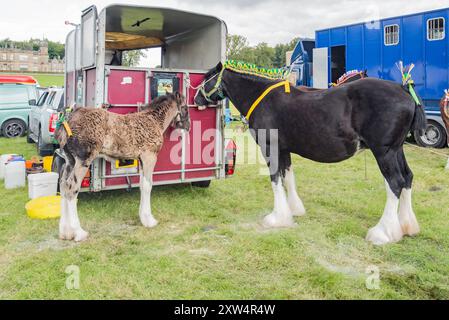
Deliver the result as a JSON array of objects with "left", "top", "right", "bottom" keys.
[
  {"left": 0, "top": 133, "right": 448, "bottom": 299},
  {"left": 0, "top": 73, "right": 64, "bottom": 87}
]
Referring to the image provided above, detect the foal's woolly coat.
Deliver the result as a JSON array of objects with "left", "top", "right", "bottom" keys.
[{"left": 55, "top": 93, "right": 189, "bottom": 241}]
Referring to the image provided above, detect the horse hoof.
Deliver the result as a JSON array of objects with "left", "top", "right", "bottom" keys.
[
  {"left": 291, "top": 206, "right": 306, "bottom": 217},
  {"left": 59, "top": 227, "right": 75, "bottom": 241},
  {"left": 74, "top": 229, "right": 89, "bottom": 242},
  {"left": 289, "top": 200, "right": 306, "bottom": 217},
  {"left": 263, "top": 213, "right": 295, "bottom": 228},
  {"left": 141, "top": 216, "right": 158, "bottom": 228},
  {"left": 366, "top": 224, "right": 402, "bottom": 245},
  {"left": 401, "top": 222, "right": 420, "bottom": 237}
]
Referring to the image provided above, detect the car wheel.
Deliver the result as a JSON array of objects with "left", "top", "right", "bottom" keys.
[
  {"left": 414, "top": 120, "right": 447, "bottom": 149},
  {"left": 191, "top": 180, "right": 211, "bottom": 188},
  {"left": 2, "top": 119, "right": 26, "bottom": 138}
]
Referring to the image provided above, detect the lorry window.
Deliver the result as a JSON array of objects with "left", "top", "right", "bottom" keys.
[
  {"left": 0, "top": 85, "right": 29, "bottom": 105},
  {"left": 384, "top": 24, "right": 399, "bottom": 46},
  {"left": 427, "top": 18, "right": 445, "bottom": 40}
]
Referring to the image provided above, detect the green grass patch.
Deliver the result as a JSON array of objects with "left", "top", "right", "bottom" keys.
[{"left": 0, "top": 135, "right": 448, "bottom": 299}]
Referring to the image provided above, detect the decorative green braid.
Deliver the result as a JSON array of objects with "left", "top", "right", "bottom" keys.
[{"left": 224, "top": 60, "right": 290, "bottom": 80}]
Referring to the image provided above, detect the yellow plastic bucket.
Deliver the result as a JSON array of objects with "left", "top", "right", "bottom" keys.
[
  {"left": 43, "top": 156, "right": 53, "bottom": 173},
  {"left": 25, "top": 195, "right": 61, "bottom": 219}
]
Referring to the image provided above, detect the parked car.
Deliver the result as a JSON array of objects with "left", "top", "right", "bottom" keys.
[
  {"left": 0, "top": 75, "right": 39, "bottom": 138},
  {"left": 27, "top": 87, "right": 64, "bottom": 156}
]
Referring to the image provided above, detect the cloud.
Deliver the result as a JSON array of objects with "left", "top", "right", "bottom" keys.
[{"left": 0, "top": 0, "right": 447, "bottom": 46}]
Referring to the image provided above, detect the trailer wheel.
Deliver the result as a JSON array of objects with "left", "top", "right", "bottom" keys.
[
  {"left": 414, "top": 120, "right": 447, "bottom": 149},
  {"left": 191, "top": 180, "right": 211, "bottom": 188}
]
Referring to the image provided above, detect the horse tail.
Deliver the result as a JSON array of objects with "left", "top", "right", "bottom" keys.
[{"left": 410, "top": 94, "right": 427, "bottom": 136}]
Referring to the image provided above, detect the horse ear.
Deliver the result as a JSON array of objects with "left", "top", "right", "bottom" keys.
[{"left": 216, "top": 61, "right": 223, "bottom": 71}]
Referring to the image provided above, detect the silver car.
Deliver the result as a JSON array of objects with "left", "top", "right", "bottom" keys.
[{"left": 27, "top": 87, "right": 64, "bottom": 156}]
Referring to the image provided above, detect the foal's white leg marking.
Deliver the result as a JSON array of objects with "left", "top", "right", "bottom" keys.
[
  {"left": 366, "top": 181, "right": 403, "bottom": 245},
  {"left": 59, "top": 163, "right": 89, "bottom": 242},
  {"left": 59, "top": 194, "right": 73, "bottom": 239},
  {"left": 284, "top": 168, "right": 306, "bottom": 216},
  {"left": 398, "top": 188, "right": 420, "bottom": 236},
  {"left": 263, "top": 180, "right": 295, "bottom": 228},
  {"left": 139, "top": 153, "right": 158, "bottom": 228},
  {"left": 67, "top": 196, "right": 89, "bottom": 242},
  {"left": 446, "top": 158, "right": 449, "bottom": 170}
]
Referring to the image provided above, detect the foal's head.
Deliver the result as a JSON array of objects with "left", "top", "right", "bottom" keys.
[{"left": 171, "top": 92, "right": 190, "bottom": 132}]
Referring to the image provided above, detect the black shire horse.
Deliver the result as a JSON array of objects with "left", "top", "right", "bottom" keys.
[{"left": 195, "top": 62, "right": 427, "bottom": 245}]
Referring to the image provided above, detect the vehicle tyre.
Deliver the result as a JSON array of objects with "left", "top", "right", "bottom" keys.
[
  {"left": 37, "top": 128, "right": 54, "bottom": 157},
  {"left": 1, "top": 119, "right": 26, "bottom": 138},
  {"left": 191, "top": 180, "right": 211, "bottom": 188},
  {"left": 26, "top": 119, "right": 34, "bottom": 143},
  {"left": 414, "top": 120, "right": 447, "bottom": 149}
]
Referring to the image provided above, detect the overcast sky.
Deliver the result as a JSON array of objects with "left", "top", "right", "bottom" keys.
[
  {"left": 2, "top": 0, "right": 449, "bottom": 45},
  {"left": 1, "top": 0, "right": 449, "bottom": 66}
]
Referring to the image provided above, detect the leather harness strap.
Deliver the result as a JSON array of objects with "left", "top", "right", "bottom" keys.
[{"left": 245, "top": 80, "right": 291, "bottom": 120}]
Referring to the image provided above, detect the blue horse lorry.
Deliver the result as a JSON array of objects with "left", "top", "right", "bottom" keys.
[{"left": 289, "top": 7, "right": 449, "bottom": 148}]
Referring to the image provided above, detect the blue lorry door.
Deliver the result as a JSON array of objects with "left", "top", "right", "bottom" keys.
[
  {"left": 402, "top": 14, "right": 425, "bottom": 95},
  {"left": 381, "top": 18, "right": 402, "bottom": 83},
  {"left": 346, "top": 24, "right": 364, "bottom": 72}
]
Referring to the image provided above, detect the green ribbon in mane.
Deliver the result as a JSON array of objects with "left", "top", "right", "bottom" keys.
[
  {"left": 396, "top": 61, "right": 421, "bottom": 106},
  {"left": 224, "top": 60, "right": 290, "bottom": 80}
]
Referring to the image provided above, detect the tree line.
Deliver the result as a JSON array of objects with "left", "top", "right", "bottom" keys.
[
  {"left": 226, "top": 34, "right": 299, "bottom": 68},
  {"left": 0, "top": 35, "right": 299, "bottom": 67},
  {"left": 0, "top": 38, "right": 65, "bottom": 60}
]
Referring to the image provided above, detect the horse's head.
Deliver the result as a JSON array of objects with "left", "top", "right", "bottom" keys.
[
  {"left": 172, "top": 92, "right": 190, "bottom": 132},
  {"left": 194, "top": 62, "right": 226, "bottom": 108}
]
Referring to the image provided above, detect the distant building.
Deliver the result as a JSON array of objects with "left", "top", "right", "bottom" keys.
[{"left": 0, "top": 41, "right": 64, "bottom": 73}]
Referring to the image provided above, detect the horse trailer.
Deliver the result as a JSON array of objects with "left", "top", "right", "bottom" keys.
[
  {"left": 56, "top": 4, "right": 236, "bottom": 192},
  {"left": 290, "top": 7, "right": 449, "bottom": 148}
]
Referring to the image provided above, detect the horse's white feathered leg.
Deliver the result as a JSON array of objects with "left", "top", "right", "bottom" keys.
[
  {"left": 284, "top": 167, "right": 306, "bottom": 216},
  {"left": 398, "top": 188, "right": 420, "bottom": 236},
  {"left": 263, "top": 179, "right": 295, "bottom": 228},
  {"left": 366, "top": 180, "right": 403, "bottom": 245}
]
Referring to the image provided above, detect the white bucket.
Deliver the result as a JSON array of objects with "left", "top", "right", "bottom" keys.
[
  {"left": 4, "top": 159, "right": 26, "bottom": 189},
  {"left": 28, "top": 172, "right": 59, "bottom": 199},
  {"left": 0, "top": 154, "right": 17, "bottom": 180}
]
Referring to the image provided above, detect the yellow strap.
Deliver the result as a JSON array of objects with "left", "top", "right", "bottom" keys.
[
  {"left": 245, "top": 81, "right": 291, "bottom": 120},
  {"left": 63, "top": 121, "right": 73, "bottom": 137}
]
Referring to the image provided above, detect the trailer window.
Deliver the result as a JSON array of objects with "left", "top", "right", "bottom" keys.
[
  {"left": 384, "top": 25, "right": 399, "bottom": 46},
  {"left": 427, "top": 18, "right": 445, "bottom": 41}
]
